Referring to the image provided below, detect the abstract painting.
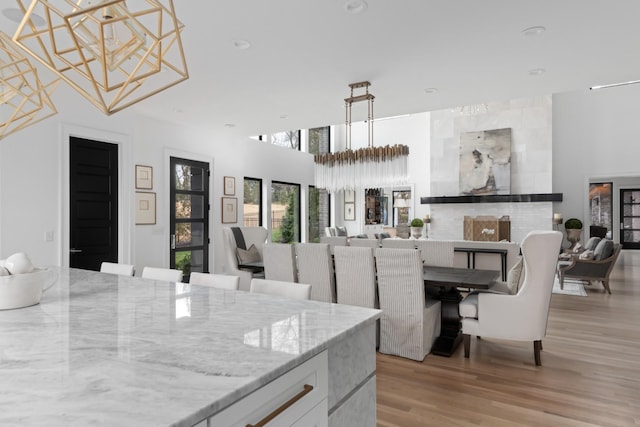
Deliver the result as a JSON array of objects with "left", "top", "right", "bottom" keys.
[{"left": 459, "top": 128, "right": 511, "bottom": 195}]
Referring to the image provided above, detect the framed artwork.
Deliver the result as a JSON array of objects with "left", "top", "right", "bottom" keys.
[
  {"left": 221, "top": 197, "right": 238, "bottom": 223},
  {"left": 135, "top": 192, "right": 156, "bottom": 225},
  {"left": 589, "top": 182, "right": 612, "bottom": 231},
  {"left": 344, "top": 202, "right": 356, "bottom": 221},
  {"left": 135, "top": 165, "right": 153, "bottom": 189},
  {"left": 459, "top": 128, "right": 511, "bottom": 195},
  {"left": 344, "top": 189, "right": 355, "bottom": 203},
  {"left": 224, "top": 176, "right": 235, "bottom": 195}
]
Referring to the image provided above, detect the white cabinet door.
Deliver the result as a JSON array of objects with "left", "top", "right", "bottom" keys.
[{"left": 208, "top": 351, "right": 328, "bottom": 427}]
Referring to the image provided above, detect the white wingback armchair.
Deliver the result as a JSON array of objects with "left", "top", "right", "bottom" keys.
[
  {"left": 459, "top": 230, "right": 562, "bottom": 366},
  {"left": 222, "top": 227, "right": 268, "bottom": 291}
]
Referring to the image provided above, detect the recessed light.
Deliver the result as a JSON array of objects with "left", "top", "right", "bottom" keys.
[
  {"left": 224, "top": 123, "right": 236, "bottom": 128},
  {"left": 522, "top": 26, "right": 546, "bottom": 37},
  {"left": 2, "top": 8, "right": 45, "bottom": 26},
  {"left": 423, "top": 88, "right": 438, "bottom": 94},
  {"left": 232, "top": 39, "right": 251, "bottom": 50},
  {"left": 528, "top": 68, "right": 546, "bottom": 76},
  {"left": 280, "top": 115, "right": 288, "bottom": 119},
  {"left": 344, "top": 0, "right": 368, "bottom": 14}
]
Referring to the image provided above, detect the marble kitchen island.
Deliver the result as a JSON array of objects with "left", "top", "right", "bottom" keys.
[{"left": 0, "top": 268, "right": 380, "bottom": 426}]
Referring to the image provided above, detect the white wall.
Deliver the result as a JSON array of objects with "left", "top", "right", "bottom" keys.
[
  {"left": 0, "top": 83, "right": 314, "bottom": 274},
  {"left": 553, "top": 85, "right": 640, "bottom": 243},
  {"left": 427, "top": 96, "right": 553, "bottom": 243}
]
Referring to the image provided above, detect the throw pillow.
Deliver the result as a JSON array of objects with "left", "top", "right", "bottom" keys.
[
  {"left": 579, "top": 250, "right": 595, "bottom": 260},
  {"left": 506, "top": 257, "right": 524, "bottom": 295},
  {"left": 236, "top": 244, "right": 261, "bottom": 265},
  {"left": 584, "top": 237, "right": 601, "bottom": 251},
  {"left": 336, "top": 226, "right": 348, "bottom": 236},
  {"left": 593, "top": 239, "right": 614, "bottom": 260}
]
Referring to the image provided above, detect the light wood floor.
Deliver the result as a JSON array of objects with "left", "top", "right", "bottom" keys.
[{"left": 376, "top": 250, "right": 640, "bottom": 426}]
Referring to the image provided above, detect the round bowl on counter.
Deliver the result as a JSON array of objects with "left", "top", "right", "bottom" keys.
[{"left": 0, "top": 268, "right": 55, "bottom": 310}]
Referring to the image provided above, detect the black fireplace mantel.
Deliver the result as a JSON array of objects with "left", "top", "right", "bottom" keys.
[{"left": 420, "top": 193, "right": 563, "bottom": 204}]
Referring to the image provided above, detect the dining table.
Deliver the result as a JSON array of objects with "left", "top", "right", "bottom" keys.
[{"left": 423, "top": 266, "right": 500, "bottom": 357}]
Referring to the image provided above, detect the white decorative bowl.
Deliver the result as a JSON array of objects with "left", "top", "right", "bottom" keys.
[{"left": 0, "top": 268, "right": 55, "bottom": 310}]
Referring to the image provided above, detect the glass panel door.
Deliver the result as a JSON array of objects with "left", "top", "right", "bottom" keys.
[
  {"left": 620, "top": 189, "right": 640, "bottom": 249},
  {"left": 170, "top": 157, "right": 210, "bottom": 278}
]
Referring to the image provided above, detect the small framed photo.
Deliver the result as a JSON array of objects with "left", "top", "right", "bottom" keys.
[
  {"left": 221, "top": 197, "right": 238, "bottom": 223},
  {"left": 135, "top": 165, "right": 153, "bottom": 189},
  {"left": 344, "top": 202, "right": 356, "bottom": 221},
  {"left": 135, "top": 192, "right": 156, "bottom": 225},
  {"left": 344, "top": 189, "right": 355, "bottom": 203},
  {"left": 224, "top": 176, "right": 235, "bottom": 195}
]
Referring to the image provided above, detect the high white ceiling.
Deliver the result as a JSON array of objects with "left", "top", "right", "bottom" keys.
[{"left": 3, "top": 1, "right": 640, "bottom": 139}]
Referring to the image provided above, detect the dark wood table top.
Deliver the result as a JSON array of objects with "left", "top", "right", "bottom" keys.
[{"left": 423, "top": 266, "right": 500, "bottom": 289}]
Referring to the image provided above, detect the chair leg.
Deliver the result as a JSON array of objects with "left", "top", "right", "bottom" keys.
[
  {"left": 534, "top": 340, "right": 542, "bottom": 366},
  {"left": 559, "top": 272, "right": 564, "bottom": 290},
  {"left": 602, "top": 280, "right": 612, "bottom": 294},
  {"left": 463, "top": 334, "right": 471, "bottom": 358}
]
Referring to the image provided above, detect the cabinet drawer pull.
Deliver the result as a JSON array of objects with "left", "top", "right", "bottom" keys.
[{"left": 246, "top": 384, "right": 314, "bottom": 427}]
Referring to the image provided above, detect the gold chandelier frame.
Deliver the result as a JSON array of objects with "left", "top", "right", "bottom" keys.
[
  {"left": 0, "top": 31, "right": 59, "bottom": 139},
  {"left": 13, "top": 0, "right": 188, "bottom": 115}
]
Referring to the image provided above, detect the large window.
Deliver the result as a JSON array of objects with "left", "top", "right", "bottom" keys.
[
  {"left": 309, "top": 186, "right": 330, "bottom": 243},
  {"left": 244, "top": 177, "right": 262, "bottom": 227},
  {"left": 271, "top": 181, "right": 300, "bottom": 243},
  {"left": 308, "top": 126, "right": 330, "bottom": 155}
]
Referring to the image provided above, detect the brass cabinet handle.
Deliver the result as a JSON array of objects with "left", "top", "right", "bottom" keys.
[{"left": 245, "top": 384, "right": 314, "bottom": 427}]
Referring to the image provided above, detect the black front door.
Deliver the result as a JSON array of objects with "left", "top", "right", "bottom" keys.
[
  {"left": 620, "top": 189, "right": 640, "bottom": 249},
  {"left": 170, "top": 157, "right": 210, "bottom": 279},
  {"left": 69, "top": 137, "right": 118, "bottom": 270}
]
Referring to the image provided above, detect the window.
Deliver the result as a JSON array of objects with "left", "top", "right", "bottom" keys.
[
  {"left": 309, "top": 186, "right": 330, "bottom": 243},
  {"left": 308, "top": 126, "right": 330, "bottom": 155},
  {"left": 271, "top": 181, "right": 300, "bottom": 243},
  {"left": 270, "top": 130, "right": 301, "bottom": 150},
  {"left": 243, "top": 177, "right": 262, "bottom": 227}
]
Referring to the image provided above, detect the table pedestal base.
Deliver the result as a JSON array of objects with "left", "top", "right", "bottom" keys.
[{"left": 430, "top": 287, "right": 463, "bottom": 357}]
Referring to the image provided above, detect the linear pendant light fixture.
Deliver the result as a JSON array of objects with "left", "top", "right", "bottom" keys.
[
  {"left": 314, "top": 81, "right": 409, "bottom": 193},
  {"left": 0, "top": 31, "right": 59, "bottom": 139},
  {"left": 13, "top": 0, "right": 188, "bottom": 115},
  {"left": 590, "top": 79, "right": 640, "bottom": 90}
]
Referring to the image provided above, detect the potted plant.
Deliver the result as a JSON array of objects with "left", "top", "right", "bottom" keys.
[
  {"left": 564, "top": 218, "right": 583, "bottom": 251},
  {"left": 410, "top": 218, "right": 424, "bottom": 239}
]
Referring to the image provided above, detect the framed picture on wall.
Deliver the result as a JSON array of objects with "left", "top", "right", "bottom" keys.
[
  {"left": 224, "top": 176, "right": 235, "bottom": 195},
  {"left": 135, "top": 165, "right": 153, "bottom": 189},
  {"left": 344, "top": 189, "right": 355, "bottom": 203},
  {"left": 135, "top": 192, "right": 156, "bottom": 225},
  {"left": 344, "top": 202, "right": 356, "bottom": 221},
  {"left": 221, "top": 197, "right": 238, "bottom": 223}
]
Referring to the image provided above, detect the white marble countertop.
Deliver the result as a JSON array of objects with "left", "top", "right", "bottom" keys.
[{"left": 0, "top": 267, "right": 379, "bottom": 426}]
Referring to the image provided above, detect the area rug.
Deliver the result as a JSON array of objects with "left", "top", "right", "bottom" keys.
[{"left": 552, "top": 278, "right": 587, "bottom": 296}]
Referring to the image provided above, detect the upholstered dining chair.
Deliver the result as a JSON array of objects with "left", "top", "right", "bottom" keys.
[
  {"left": 349, "top": 238, "right": 379, "bottom": 248},
  {"left": 295, "top": 243, "right": 336, "bottom": 303},
  {"left": 375, "top": 248, "right": 441, "bottom": 361},
  {"left": 414, "top": 240, "right": 454, "bottom": 267},
  {"left": 319, "top": 236, "right": 349, "bottom": 254},
  {"left": 458, "top": 230, "right": 563, "bottom": 366},
  {"left": 334, "top": 246, "right": 377, "bottom": 308},
  {"left": 262, "top": 243, "right": 297, "bottom": 282},
  {"left": 189, "top": 272, "right": 240, "bottom": 290},
  {"left": 222, "top": 226, "right": 268, "bottom": 291},
  {"left": 141, "top": 266, "right": 183, "bottom": 282},
  {"left": 249, "top": 278, "right": 311, "bottom": 300},
  {"left": 380, "top": 238, "right": 416, "bottom": 249},
  {"left": 100, "top": 262, "right": 135, "bottom": 276}
]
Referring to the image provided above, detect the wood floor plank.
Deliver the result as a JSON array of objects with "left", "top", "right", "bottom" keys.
[{"left": 376, "top": 250, "right": 640, "bottom": 426}]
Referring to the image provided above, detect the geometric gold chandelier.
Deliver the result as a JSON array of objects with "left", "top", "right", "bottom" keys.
[
  {"left": 13, "top": 0, "right": 188, "bottom": 115},
  {"left": 0, "top": 31, "right": 59, "bottom": 139},
  {"left": 314, "top": 81, "right": 409, "bottom": 193}
]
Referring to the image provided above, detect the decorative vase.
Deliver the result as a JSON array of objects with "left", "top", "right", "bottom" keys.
[
  {"left": 411, "top": 226, "right": 423, "bottom": 239},
  {"left": 566, "top": 228, "right": 582, "bottom": 251}
]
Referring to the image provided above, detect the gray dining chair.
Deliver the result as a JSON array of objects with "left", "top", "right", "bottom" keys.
[{"left": 295, "top": 243, "right": 336, "bottom": 303}]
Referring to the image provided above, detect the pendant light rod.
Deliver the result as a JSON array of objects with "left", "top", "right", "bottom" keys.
[{"left": 344, "top": 81, "right": 374, "bottom": 149}]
